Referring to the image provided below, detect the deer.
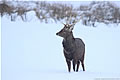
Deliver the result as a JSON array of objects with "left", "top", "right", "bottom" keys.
[{"left": 56, "top": 18, "right": 85, "bottom": 72}]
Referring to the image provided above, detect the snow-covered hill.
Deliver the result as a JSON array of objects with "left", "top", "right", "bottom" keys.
[{"left": 1, "top": 15, "right": 120, "bottom": 80}]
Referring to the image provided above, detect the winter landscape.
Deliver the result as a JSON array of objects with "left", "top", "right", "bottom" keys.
[{"left": 1, "top": 1, "right": 120, "bottom": 80}]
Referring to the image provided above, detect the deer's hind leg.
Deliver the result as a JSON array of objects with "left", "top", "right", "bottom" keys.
[
  {"left": 76, "top": 60, "right": 80, "bottom": 72},
  {"left": 80, "top": 50, "right": 85, "bottom": 71},
  {"left": 73, "top": 59, "right": 78, "bottom": 72},
  {"left": 72, "top": 60, "right": 76, "bottom": 72},
  {"left": 80, "top": 60, "right": 85, "bottom": 71}
]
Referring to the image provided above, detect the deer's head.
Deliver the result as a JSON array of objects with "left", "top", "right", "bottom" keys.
[
  {"left": 56, "top": 23, "right": 75, "bottom": 38},
  {"left": 56, "top": 15, "right": 83, "bottom": 38}
]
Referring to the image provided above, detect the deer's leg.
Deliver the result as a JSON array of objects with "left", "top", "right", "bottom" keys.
[
  {"left": 76, "top": 60, "right": 80, "bottom": 72},
  {"left": 66, "top": 59, "right": 71, "bottom": 72},
  {"left": 72, "top": 60, "right": 77, "bottom": 72},
  {"left": 81, "top": 60, "right": 85, "bottom": 71}
]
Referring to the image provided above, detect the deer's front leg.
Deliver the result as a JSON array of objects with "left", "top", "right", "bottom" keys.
[{"left": 66, "top": 59, "right": 71, "bottom": 72}]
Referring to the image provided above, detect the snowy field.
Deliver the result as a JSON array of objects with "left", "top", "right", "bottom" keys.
[{"left": 1, "top": 11, "right": 120, "bottom": 80}]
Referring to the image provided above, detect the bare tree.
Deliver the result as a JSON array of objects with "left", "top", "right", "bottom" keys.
[{"left": 0, "top": 1, "right": 120, "bottom": 26}]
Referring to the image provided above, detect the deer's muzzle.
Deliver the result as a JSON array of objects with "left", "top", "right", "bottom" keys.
[{"left": 56, "top": 32, "right": 59, "bottom": 36}]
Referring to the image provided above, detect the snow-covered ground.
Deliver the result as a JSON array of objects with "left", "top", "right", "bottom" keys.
[{"left": 1, "top": 12, "right": 120, "bottom": 80}]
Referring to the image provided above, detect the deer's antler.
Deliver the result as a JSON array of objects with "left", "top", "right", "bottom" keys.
[{"left": 72, "top": 15, "right": 83, "bottom": 25}]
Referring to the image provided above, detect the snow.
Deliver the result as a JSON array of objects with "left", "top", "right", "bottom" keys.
[{"left": 1, "top": 8, "right": 120, "bottom": 80}]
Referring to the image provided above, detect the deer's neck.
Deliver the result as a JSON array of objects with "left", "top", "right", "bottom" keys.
[
  {"left": 64, "top": 33, "right": 75, "bottom": 42},
  {"left": 63, "top": 33, "right": 75, "bottom": 52}
]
